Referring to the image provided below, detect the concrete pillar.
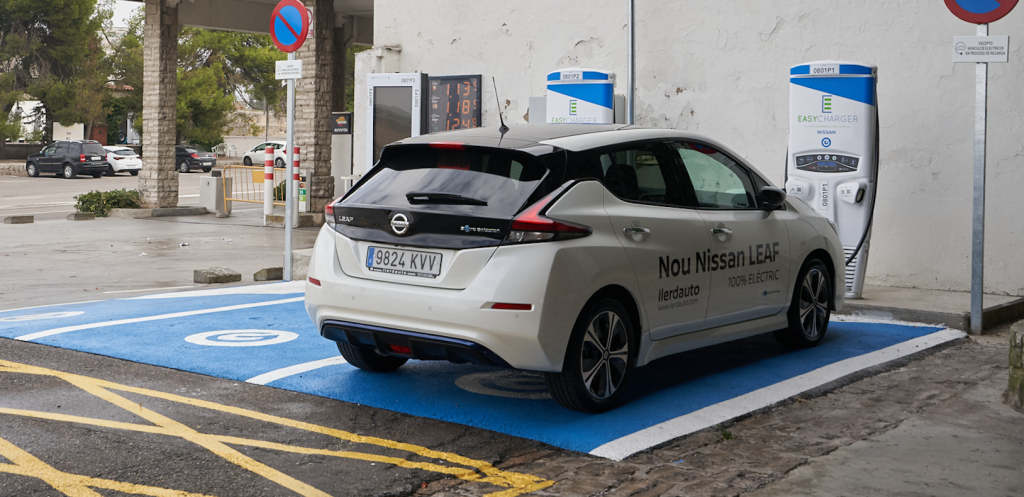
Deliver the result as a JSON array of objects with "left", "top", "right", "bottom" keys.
[
  {"left": 295, "top": 0, "right": 335, "bottom": 217},
  {"left": 332, "top": 23, "right": 349, "bottom": 113},
  {"left": 139, "top": 0, "right": 179, "bottom": 209}
]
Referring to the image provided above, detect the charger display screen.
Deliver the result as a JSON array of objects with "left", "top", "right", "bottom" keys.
[{"left": 795, "top": 154, "right": 859, "bottom": 173}]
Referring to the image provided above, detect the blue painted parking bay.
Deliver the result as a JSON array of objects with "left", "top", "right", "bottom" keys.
[{"left": 0, "top": 282, "right": 964, "bottom": 460}]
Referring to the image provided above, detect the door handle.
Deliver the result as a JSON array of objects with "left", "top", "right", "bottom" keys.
[
  {"left": 623, "top": 226, "right": 651, "bottom": 235},
  {"left": 711, "top": 227, "right": 733, "bottom": 236}
]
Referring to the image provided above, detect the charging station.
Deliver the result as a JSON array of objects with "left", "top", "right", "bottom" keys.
[
  {"left": 786, "top": 61, "right": 878, "bottom": 299},
  {"left": 365, "top": 73, "right": 428, "bottom": 170}
]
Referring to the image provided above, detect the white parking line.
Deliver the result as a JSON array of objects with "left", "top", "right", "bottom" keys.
[
  {"left": 588, "top": 328, "right": 966, "bottom": 461},
  {"left": 14, "top": 297, "right": 304, "bottom": 342},
  {"left": 0, "top": 301, "right": 102, "bottom": 314},
  {"left": 102, "top": 285, "right": 197, "bottom": 294},
  {"left": 245, "top": 356, "right": 348, "bottom": 385}
]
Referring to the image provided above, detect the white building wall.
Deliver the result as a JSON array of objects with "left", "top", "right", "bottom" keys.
[{"left": 359, "top": 0, "right": 1024, "bottom": 296}]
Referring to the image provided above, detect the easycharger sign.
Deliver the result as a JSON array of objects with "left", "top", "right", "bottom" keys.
[{"left": 546, "top": 69, "right": 614, "bottom": 124}]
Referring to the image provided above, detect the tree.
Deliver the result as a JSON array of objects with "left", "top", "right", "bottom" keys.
[
  {"left": 106, "top": 11, "right": 287, "bottom": 148},
  {"left": 0, "top": 0, "right": 111, "bottom": 145}
]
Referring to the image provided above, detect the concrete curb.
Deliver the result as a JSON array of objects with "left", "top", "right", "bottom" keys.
[
  {"left": 838, "top": 297, "right": 1024, "bottom": 333},
  {"left": 1007, "top": 321, "right": 1024, "bottom": 414},
  {"left": 110, "top": 207, "right": 209, "bottom": 219},
  {"left": 0, "top": 163, "right": 23, "bottom": 176},
  {"left": 265, "top": 213, "right": 324, "bottom": 228},
  {"left": 3, "top": 215, "right": 33, "bottom": 224},
  {"left": 67, "top": 212, "right": 96, "bottom": 221},
  {"left": 194, "top": 267, "right": 242, "bottom": 284}
]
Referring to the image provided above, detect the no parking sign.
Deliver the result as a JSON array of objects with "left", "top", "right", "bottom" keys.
[
  {"left": 270, "top": 0, "right": 309, "bottom": 53},
  {"left": 944, "top": 0, "right": 1018, "bottom": 24}
]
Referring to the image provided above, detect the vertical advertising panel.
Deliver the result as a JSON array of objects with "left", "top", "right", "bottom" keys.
[{"left": 365, "top": 73, "right": 428, "bottom": 169}]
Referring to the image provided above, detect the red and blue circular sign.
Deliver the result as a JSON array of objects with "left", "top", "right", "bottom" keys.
[
  {"left": 945, "top": 0, "right": 1018, "bottom": 24},
  {"left": 270, "top": 0, "right": 309, "bottom": 53}
]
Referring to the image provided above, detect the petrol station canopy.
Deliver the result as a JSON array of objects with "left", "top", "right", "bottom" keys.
[{"left": 123, "top": 0, "right": 374, "bottom": 41}]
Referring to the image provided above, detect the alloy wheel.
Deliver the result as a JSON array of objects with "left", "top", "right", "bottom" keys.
[
  {"left": 798, "top": 267, "right": 829, "bottom": 339},
  {"left": 579, "top": 310, "right": 630, "bottom": 400}
]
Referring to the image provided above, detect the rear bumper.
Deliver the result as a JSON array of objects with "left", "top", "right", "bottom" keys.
[{"left": 322, "top": 319, "right": 512, "bottom": 367}]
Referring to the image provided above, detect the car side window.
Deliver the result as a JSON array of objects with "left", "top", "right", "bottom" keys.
[
  {"left": 53, "top": 142, "right": 68, "bottom": 156},
  {"left": 42, "top": 144, "right": 57, "bottom": 156},
  {"left": 579, "top": 145, "right": 689, "bottom": 206},
  {"left": 671, "top": 142, "right": 758, "bottom": 209},
  {"left": 253, "top": 143, "right": 266, "bottom": 152}
]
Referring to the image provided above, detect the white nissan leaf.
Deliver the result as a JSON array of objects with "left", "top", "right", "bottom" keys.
[{"left": 305, "top": 125, "right": 845, "bottom": 413}]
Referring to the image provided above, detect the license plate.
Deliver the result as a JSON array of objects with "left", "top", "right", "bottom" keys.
[{"left": 366, "top": 246, "right": 442, "bottom": 278}]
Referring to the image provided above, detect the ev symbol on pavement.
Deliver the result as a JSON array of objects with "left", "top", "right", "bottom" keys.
[
  {"left": 821, "top": 137, "right": 832, "bottom": 148},
  {"left": 185, "top": 330, "right": 299, "bottom": 347}
]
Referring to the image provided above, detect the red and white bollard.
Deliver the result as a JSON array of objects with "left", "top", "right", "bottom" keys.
[{"left": 264, "top": 146, "right": 274, "bottom": 218}]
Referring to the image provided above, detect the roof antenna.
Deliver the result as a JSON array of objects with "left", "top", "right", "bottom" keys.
[{"left": 492, "top": 77, "right": 509, "bottom": 136}]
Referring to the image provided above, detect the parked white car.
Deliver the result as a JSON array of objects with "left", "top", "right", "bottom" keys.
[
  {"left": 241, "top": 141, "right": 287, "bottom": 168},
  {"left": 305, "top": 125, "right": 846, "bottom": 413},
  {"left": 102, "top": 146, "right": 142, "bottom": 176}
]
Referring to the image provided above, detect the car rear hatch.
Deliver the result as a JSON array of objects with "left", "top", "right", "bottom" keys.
[
  {"left": 81, "top": 143, "right": 108, "bottom": 165},
  {"left": 327, "top": 142, "right": 565, "bottom": 289}
]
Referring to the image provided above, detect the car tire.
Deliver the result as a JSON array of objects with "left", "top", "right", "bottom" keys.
[
  {"left": 774, "top": 258, "right": 832, "bottom": 348},
  {"left": 105, "top": 165, "right": 115, "bottom": 176},
  {"left": 203, "top": 168, "right": 211, "bottom": 173},
  {"left": 243, "top": 156, "right": 252, "bottom": 167},
  {"left": 545, "top": 297, "right": 637, "bottom": 413},
  {"left": 178, "top": 161, "right": 189, "bottom": 173},
  {"left": 336, "top": 341, "right": 408, "bottom": 373},
  {"left": 62, "top": 164, "right": 77, "bottom": 179},
  {"left": 26, "top": 162, "right": 39, "bottom": 177},
  {"left": 91, "top": 172, "right": 103, "bottom": 178},
  {"left": 129, "top": 170, "right": 139, "bottom": 176},
  {"left": 275, "top": 157, "right": 285, "bottom": 168}
]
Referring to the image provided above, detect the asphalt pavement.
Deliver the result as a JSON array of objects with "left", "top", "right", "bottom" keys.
[{"left": 1, "top": 168, "right": 1022, "bottom": 496}]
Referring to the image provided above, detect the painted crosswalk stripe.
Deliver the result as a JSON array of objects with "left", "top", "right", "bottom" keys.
[
  {"left": 14, "top": 297, "right": 304, "bottom": 342},
  {"left": 245, "top": 356, "right": 349, "bottom": 385},
  {"left": 588, "top": 328, "right": 966, "bottom": 461}
]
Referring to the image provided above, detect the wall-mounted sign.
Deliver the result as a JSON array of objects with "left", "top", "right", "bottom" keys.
[
  {"left": 331, "top": 112, "right": 352, "bottom": 134},
  {"left": 428, "top": 75, "right": 481, "bottom": 133},
  {"left": 953, "top": 36, "right": 1010, "bottom": 63},
  {"left": 366, "top": 73, "right": 428, "bottom": 168}
]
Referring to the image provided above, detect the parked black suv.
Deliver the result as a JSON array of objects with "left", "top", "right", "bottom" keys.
[
  {"left": 26, "top": 140, "right": 110, "bottom": 179},
  {"left": 175, "top": 145, "right": 216, "bottom": 173}
]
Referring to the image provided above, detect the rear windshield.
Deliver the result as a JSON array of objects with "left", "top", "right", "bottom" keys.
[
  {"left": 342, "top": 147, "right": 551, "bottom": 217},
  {"left": 82, "top": 143, "right": 106, "bottom": 155},
  {"left": 112, "top": 148, "right": 136, "bottom": 155}
]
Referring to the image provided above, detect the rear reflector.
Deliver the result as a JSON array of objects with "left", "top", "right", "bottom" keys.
[
  {"left": 389, "top": 344, "right": 412, "bottom": 354},
  {"left": 428, "top": 142, "right": 465, "bottom": 150},
  {"left": 307, "top": 277, "right": 321, "bottom": 286},
  {"left": 491, "top": 303, "right": 533, "bottom": 311}
]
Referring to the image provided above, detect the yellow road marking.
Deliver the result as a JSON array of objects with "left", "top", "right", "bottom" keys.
[
  {"left": 0, "top": 360, "right": 554, "bottom": 496},
  {"left": 0, "top": 436, "right": 214, "bottom": 497}
]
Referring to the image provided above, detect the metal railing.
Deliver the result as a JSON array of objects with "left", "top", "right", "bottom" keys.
[{"left": 222, "top": 165, "right": 287, "bottom": 206}]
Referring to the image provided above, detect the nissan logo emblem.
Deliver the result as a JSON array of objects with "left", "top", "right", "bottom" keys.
[{"left": 390, "top": 213, "right": 410, "bottom": 235}]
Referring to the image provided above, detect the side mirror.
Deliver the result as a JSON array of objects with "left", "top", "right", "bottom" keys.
[{"left": 759, "top": 186, "right": 787, "bottom": 211}]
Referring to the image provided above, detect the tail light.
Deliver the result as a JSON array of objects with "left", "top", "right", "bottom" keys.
[
  {"left": 190, "top": 153, "right": 199, "bottom": 158},
  {"left": 114, "top": 156, "right": 124, "bottom": 160},
  {"left": 79, "top": 154, "right": 86, "bottom": 162},
  {"left": 505, "top": 185, "right": 591, "bottom": 244},
  {"left": 325, "top": 196, "right": 343, "bottom": 227}
]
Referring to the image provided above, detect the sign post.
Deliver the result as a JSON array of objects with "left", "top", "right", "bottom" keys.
[
  {"left": 271, "top": 0, "right": 309, "bottom": 282},
  {"left": 945, "top": 0, "right": 1017, "bottom": 334}
]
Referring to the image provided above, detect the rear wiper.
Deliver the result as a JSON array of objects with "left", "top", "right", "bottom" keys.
[{"left": 406, "top": 192, "right": 488, "bottom": 206}]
